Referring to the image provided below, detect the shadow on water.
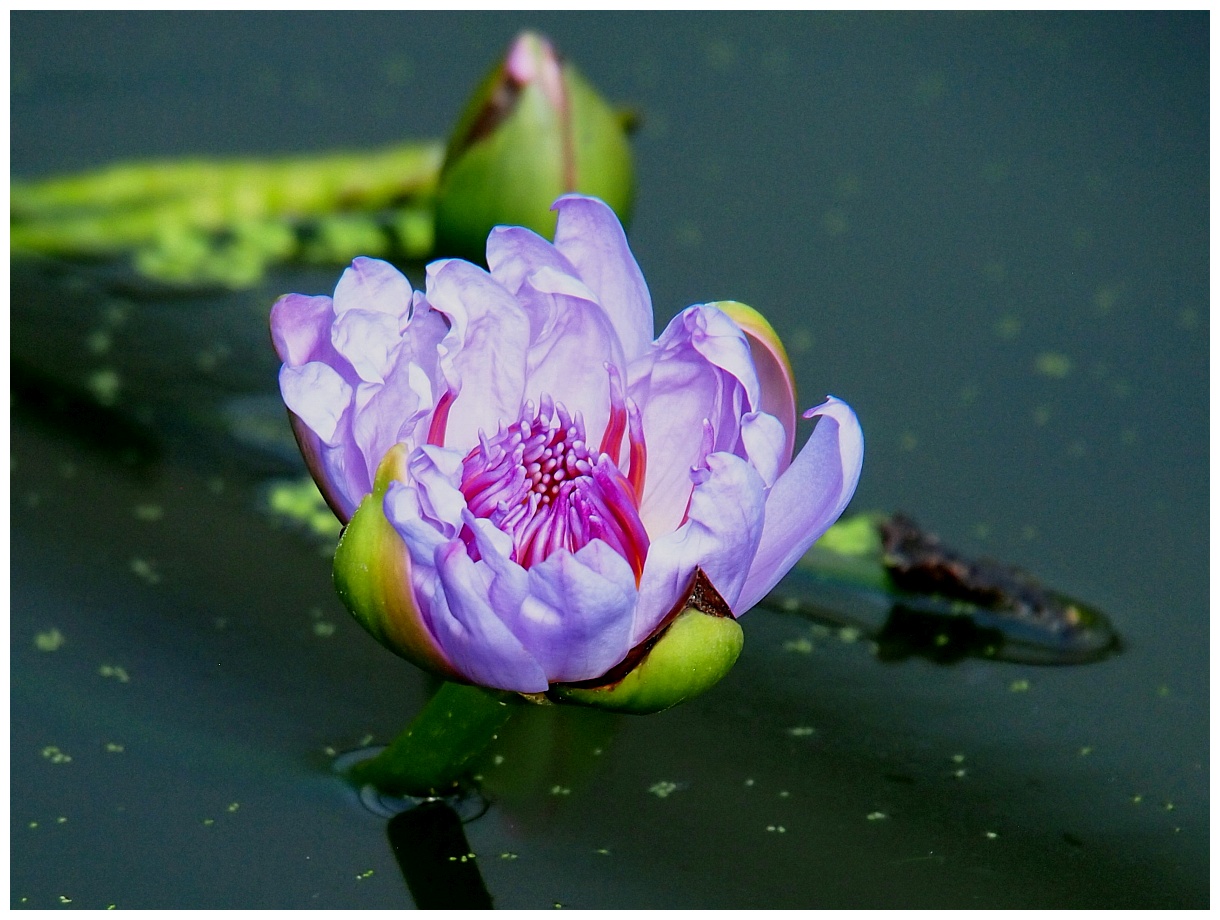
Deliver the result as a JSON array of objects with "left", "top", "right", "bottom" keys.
[{"left": 387, "top": 803, "right": 494, "bottom": 909}]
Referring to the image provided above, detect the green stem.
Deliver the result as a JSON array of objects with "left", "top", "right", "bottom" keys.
[{"left": 348, "top": 682, "right": 518, "bottom": 798}]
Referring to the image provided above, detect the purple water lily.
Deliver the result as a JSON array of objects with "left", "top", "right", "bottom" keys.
[{"left": 272, "top": 195, "right": 862, "bottom": 695}]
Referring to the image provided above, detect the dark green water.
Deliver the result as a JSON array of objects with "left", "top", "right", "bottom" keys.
[{"left": 11, "top": 12, "right": 1208, "bottom": 908}]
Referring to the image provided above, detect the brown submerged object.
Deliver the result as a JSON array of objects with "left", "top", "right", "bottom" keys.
[
  {"left": 876, "top": 514, "right": 1120, "bottom": 665},
  {"left": 762, "top": 513, "right": 1120, "bottom": 667}
]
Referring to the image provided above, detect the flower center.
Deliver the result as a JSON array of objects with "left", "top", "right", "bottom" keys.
[{"left": 459, "top": 391, "right": 649, "bottom": 579}]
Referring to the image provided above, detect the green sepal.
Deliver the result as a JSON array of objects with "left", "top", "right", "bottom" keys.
[
  {"left": 333, "top": 444, "right": 461, "bottom": 682},
  {"left": 551, "top": 569, "right": 743, "bottom": 715}
]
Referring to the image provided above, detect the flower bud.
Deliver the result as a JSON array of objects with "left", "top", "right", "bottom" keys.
[{"left": 433, "top": 31, "right": 634, "bottom": 259}]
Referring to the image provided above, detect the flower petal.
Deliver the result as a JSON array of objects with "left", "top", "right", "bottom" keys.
[
  {"left": 713, "top": 301, "right": 797, "bottom": 468},
  {"left": 674, "top": 304, "right": 762, "bottom": 411},
  {"left": 628, "top": 307, "right": 756, "bottom": 536},
  {"left": 350, "top": 307, "right": 450, "bottom": 486},
  {"left": 456, "top": 514, "right": 638, "bottom": 686},
  {"left": 512, "top": 541, "right": 638, "bottom": 683},
  {"left": 736, "top": 396, "right": 865, "bottom": 613},
  {"left": 279, "top": 361, "right": 351, "bottom": 446},
  {"left": 430, "top": 541, "right": 551, "bottom": 693},
  {"left": 425, "top": 259, "right": 531, "bottom": 452},
  {"left": 270, "top": 294, "right": 336, "bottom": 366},
  {"left": 486, "top": 224, "right": 579, "bottom": 298},
  {"left": 331, "top": 308, "right": 402, "bottom": 384},
  {"left": 384, "top": 480, "right": 452, "bottom": 568},
  {"left": 383, "top": 445, "right": 468, "bottom": 567},
  {"left": 551, "top": 195, "right": 654, "bottom": 362},
  {"left": 332, "top": 256, "right": 414, "bottom": 317},
  {"left": 407, "top": 445, "right": 468, "bottom": 536},
  {"left": 286, "top": 411, "right": 361, "bottom": 524},
  {"left": 352, "top": 360, "right": 428, "bottom": 473},
  {"left": 517, "top": 272, "right": 625, "bottom": 441},
  {"left": 739, "top": 410, "right": 787, "bottom": 488},
  {"left": 633, "top": 452, "right": 767, "bottom": 643}
]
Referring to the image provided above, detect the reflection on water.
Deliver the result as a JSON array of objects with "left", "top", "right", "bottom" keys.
[{"left": 11, "top": 11, "right": 1207, "bottom": 909}]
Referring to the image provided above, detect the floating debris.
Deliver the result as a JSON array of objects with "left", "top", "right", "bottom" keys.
[
  {"left": 34, "top": 628, "right": 64, "bottom": 651},
  {"left": 129, "top": 558, "right": 160, "bottom": 585},
  {"left": 266, "top": 477, "right": 343, "bottom": 541},
  {"left": 41, "top": 746, "right": 71, "bottom": 764},
  {"left": 762, "top": 513, "right": 1119, "bottom": 667},
  {"left": 99, "top": 664, "right": 130, "bottom": 683},
  {"left": 86, "top": 329, "right": 112, "bottom": 355},
  {"left": 648, "top": 781, "right": 679, "bottom": 799},
  {"left": 1034, "top": 352, "right": 1073, "bottom": 379},
  {"left": 85, "top": 368, "right": 121, "bottom": 405}
]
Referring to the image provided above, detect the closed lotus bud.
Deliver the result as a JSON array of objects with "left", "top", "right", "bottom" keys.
[{"left": 433, "top": 31, "right": 634, "bottom": 259}]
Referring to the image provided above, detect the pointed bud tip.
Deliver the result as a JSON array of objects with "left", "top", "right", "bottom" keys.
[{"left": 505, "top": 31, "right": 559, "bottom": 86}]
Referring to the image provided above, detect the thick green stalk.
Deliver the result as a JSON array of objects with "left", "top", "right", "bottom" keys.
[{"left": 347, "top": 682, "right": 518, "bottom": 798}]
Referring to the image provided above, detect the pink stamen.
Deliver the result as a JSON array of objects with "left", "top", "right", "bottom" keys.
[
  {"left": 427, "top": 389, "right": 457, "bottom": 448},
  {"left": 459, "top": 393, "right": 650, "bottom": 582},
  {"left": 679, "top": 418, "right": 715, "bottom": 527},
  {"left": 626, "top": 397, "right": 647, "bottom": 501},
  {"left": 599, "top": 363, "right": 627, "bottom": 462}
]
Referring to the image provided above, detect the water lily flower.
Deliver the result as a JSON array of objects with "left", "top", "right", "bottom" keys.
[{"left": 272, "top": 195, "right": 862, "bottom": 711}]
